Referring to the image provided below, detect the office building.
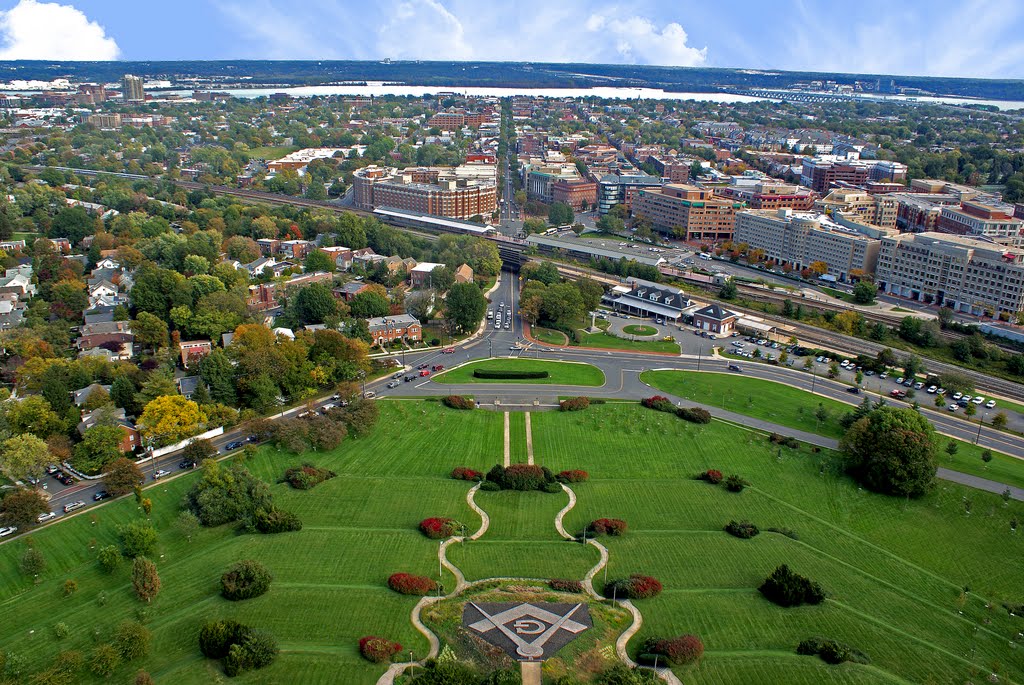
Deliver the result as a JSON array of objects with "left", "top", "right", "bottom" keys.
[
  {"left": 633, "top": 184, "right": 741, "bottom": 242},
  {"left": 935, "top": 198, "right": 1024, "bottom": 246},
  {"left": 875, "top": 232, "right": 1024, "bottom": 316},
  {"left": 814, "top": 189, "right": 898, "bottom": 229},
  {"left": 718, "top": 182, "right": 815, "bottom": 211},
  {"left": 525, "top": 163, "right": 583, "bottom": 204},
  {"left": 734, "top": 209, "right": 883, "bottom": 282},
  {"left": 800, "top": 156, "right": 907, "bottom": 193},
  {"left": 121, "top": 74, "right": 144, "bottom": 103},
  {"left": 597, "top": 172, "right": 663, "bottom": 215}
]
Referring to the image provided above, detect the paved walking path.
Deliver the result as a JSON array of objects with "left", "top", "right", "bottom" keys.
[
  {"left": 524, "top": 411, "right": 534, "bottom": 464},
  {"left": 521, "top": 662, "right": 542, "bottom": 685},
  {"left": 465, "top": 483, "right": 489, "bottom": 540},
  {"left": 503, "top": 412, "right": 511, "bottom": 467}
]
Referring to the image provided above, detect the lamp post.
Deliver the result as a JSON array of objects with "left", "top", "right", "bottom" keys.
[
  {"left": 976, "top": 413, "right": 987, "bottom": 445},
  {"left": 358, "top": 370, "right": 366, "bottom": 399},
  {"left": 697, "top": 345, "right": 702, "bottom": 372},
  {"left": 488, "top": 339, "right": 492, "bottom": 358},
  {"left": 810, "top": 369, "right": 817, "bottom": 396}
]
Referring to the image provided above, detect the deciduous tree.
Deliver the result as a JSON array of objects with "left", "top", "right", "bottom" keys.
[{"left": 138, "top": 395, "right": 207, "bottom": 445}]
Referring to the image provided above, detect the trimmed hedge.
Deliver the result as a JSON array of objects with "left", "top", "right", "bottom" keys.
[
  {"left": 677, "top": 407, "right": 711, "bottom": 424},
  {"left": 451, "top": 466, "right": 483, "bottom": 481},
  {"left": 419, "top": 517, "right": 458, "bottom": 539},
  {"left": 724, "top": 520, "right": 759, "bottom": 539},
  {"left": 638, "top": 635, "right": 704, "bottom": 666},
  {"left": 283, "top": 464, "right": 336, "bottom": 490},
  {"left": 485, "top": 463, "right": 559, "bottom": 492},
  {"left": 556, "top": 469, "right": 589, "bottom": 483},
  {"left": 559, "top": 396, "right": 590, "bottom": 412},
  {"left": 359, "top": 636, "right": 402, "bottom": 664},
  {"left": 442, "top": 395, "right": 475, "bottom": 410},
  {"left": 641, "top": 395, "right": 675, "bottom": 413},
  {"left": 220, "top": 560, "right": 272, "bottom": 601},
  {"left": 604, "top": 574, "right": 662, "bottom": 600},
  {"left": 759, "top": 565, "right": 825, "bottom": 607},
  {"left": 797, "top": 637, "right": 870, "bottom": 665},
  {"left": 473, "top": 369, "right": 549, "bottom": 379},
  {"left": 588, "top": 518, "right": 628, "bottom": 536},
  {"left": 549, "top": 578, "right": 584, "bottom": 593},
  {"left": 387, "top": 572, "right": 437, "bottom": 596}
]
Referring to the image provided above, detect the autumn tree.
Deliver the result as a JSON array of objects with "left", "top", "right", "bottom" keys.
[
  {"left": 840, "top": 406, "right": 937, "bottom": 498},
  {"left": 104, "top": 458, "right": 144, "bottom": 497},
  {"left": 138, "top": 395, "right": 207, "bottom": 445},
  {"left": 131, "top": 557, "right": 161, "bottom": 602},
  {"left": 1, "top": 434, "right": 52, "bottom": 481},
  {"left": 0, "top": 488, "right": 49, "bottom": 528}
]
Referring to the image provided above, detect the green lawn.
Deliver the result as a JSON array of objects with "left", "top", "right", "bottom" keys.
[
  {"left": 622, "top": 324, "right": 658, "bottom": 336},
  {"left": 432, "top": 359, "right": 605, "bottom": 386},
  {"left": 821, "top": 287, "right": 855, "bottom": 303},
  {"left": 245, "top": 145, "right": 300, "bottom": 160},
  {"left": 2, "top": 401, "right": 1023, "bottom": 684},
  {"left": 641, "top": 370, "right": 1024, "bottom": 490},
  {"left": 577, "top": 330, "right": 680, "bottom": 354},
  {"left": 531, "top": 326, "right": 569, "bottom": 345}
]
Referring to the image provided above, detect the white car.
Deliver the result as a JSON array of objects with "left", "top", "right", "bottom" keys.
[
  {"left": 952, "top": 392, "right": 963, "bottom": 400},
  {"left": 926, "top": 385, "right": 937, "bottom": 394},
  {"left": 153, "top": 469, "right": 170, "bottom": 480},
  {"left": 985, "top": 400, "right": 997, "bottom": 409},
  {"left": 895, "top": 378, "right": 905, "bottom": 385},
  {"left": 972, "top": 396, "right": 985, "bottom": 405},
  {"left": 0, "top": 526, "right": 16, "bottom": 537},
  {"left": 914, "top": 382, "right": 924, "bottom": 390},
  {"left": 37, "top": 511, "right": 56, "bottom": 523},
  {"left": 879, "top": 373, "right": 888, "bottom": 380},
  {"left": 948, "top": 404, "right": 959, "bottom": 412},
  {"left": 63, "top": 501, "right": 85, "bottom": 513},
  {"left": 962, "top": 395, "right": 973, "bottom": 403}
]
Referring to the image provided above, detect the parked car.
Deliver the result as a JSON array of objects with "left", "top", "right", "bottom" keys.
[
  {"left": 895, "top": 377, "right": 904, "bottom": 385},
  {"left": 153, "top": 469, "right": 170, "bottom": 480},
  {"left": 952, "top": 392, "right": 963, "bottom": 400},
  {"left": 914, "top": 382, "right": 924, "bottom": 390},
  {"left": 879, "top": 373, "right": 888, "bottom": 380},
  {"left": 225, "top": 441, "right": 245, "bottom": 451},
  {"left": 949, "top": 404, "right": 959, "bottom": 412},
  {"left": 63, "top": 501, "right": 85, "bottom": 513},
  {"left": 93, "top": 490, "right": 111, "bottom": 501},
  {"left": 37, "top": 511, "right": 56, "bottom": 523},
  {"left": 972, "top": 396, "right": 985, "bottom": 405},
  {"left": 0, "top": 527, "right": 16, "bottom": 537},
  {"left": 927, "top": 385, "right": 937, "bottom": 394},
  {"left": 985, "top": 399, "right": 997, "bottom": 408}
]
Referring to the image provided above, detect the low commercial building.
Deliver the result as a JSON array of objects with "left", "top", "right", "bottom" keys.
[
  {"left": 734, "top": 209, "right": 884, "bottom": 282},
  {"left": 692, "top": 303, "right": 738, "bottom": 335},
  {"left": 633, "top": 184, "right": 742, "bottom": 242},
  {"left": 605, "top": 279, "right": 689, "bottom": 321},
  {"left": 875, "top": 232, "right": 1024, "bottom": 316},
  {"left": 719, "top": 181, "right": 816, "bottom": 211},
  {"left": 410, "top": 262, "right": 446, "bottom": 289}
]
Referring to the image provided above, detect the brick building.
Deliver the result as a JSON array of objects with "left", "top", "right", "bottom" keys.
[
  {"left": 633, "top": 184, "right": 741, "bottom": 242},
  {"left": 366, "top": 314, "right": 422, "bottom": 346}
]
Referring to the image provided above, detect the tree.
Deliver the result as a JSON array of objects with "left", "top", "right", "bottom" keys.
[
  {"left": 349, "top": 291, "right": 390, "bottom": 319},
  {"left": 303, "top": 249, "right": 335, "bottom": 274},
  {"left": 575, "top": 278, "right": 604, "bottom": 313},
  {"left": 131, "top": 557, "right": 160, "bottom": 603},
  {"left": 0, "top": 488, "right": 49, "bottom": 528},
  {"left": 293, "top": 283, "right": 338, "bottom": 324},
  {"left": 138, "top": 395, "right": 207, "bottom": 445},
  {"left": 114, "top": 620, "right": 152, "bottom": 661},
  {"left": 548, "top": 202, "right": 574, "bottom": 226},
  {"left": 719, "top": 280, "right": 737, "bottom": 300},
  {"left": 119, "top": 520, "right": 158, "bottom": 558},
  {"left": 111, "top": 376, "right": 140, "bottom": 415},
  {"left": 444, "top": 282, "right": 487, "bottom": 333},
  {"left": 992, "top": 412, "right": 1008, "bottom": 430},
  {"left": 20, "top": 546, "right": 46, "bottom": 576},
  {"left": 223, "top": 236, "right": 261, "bottom": 264},
  {"left": 852, "top": 281, "right": 877, "bottom": 304},
  {"left": 104, "top": 457, "right": 144, "bottom": 497},
  {"left": 89, "top": 644, "right": 121, "bottom": 678},
  {"left": 98, "top": 545, "right": 121, "bottom": 573},
  {"left": 840, "top": 406, "right": 937, "bottom": 498},
  {"left": 73, "top": 425, "right": 125, "bottom": 475},
  {"left": 133, "top": 312, "right": 170, "bottom": 351},
  {"left": 404, "top": 289, "right": 435, "bottom": 322},
  {"left": 1, "top": 434, "right": 52, "bottom": 482},
  {"left": 522, "top": 218, "right": 546, "bottom": 234},
  {"left": 808, "top": 261, "right": 828, "bottom": 277},
  {"left": 6, "top": 395, "right": 63, "bottom": 438},
  {"left": 175, "top": 510, "right": 199, "bottom": 542}
]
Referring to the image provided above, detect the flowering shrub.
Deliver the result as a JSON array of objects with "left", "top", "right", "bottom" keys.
[
  {"left": 419, "top": 517, "right": 458, "bottom": 539},
  {"left": 358, "top": 636, "right": 402, "bottom": 663},
  {"left": 549, "top": 578, "right": 584, "bottom": 593},
  {"left": 640, "top": 635, "right": 705, "bottom": 665},
  {"left": 698, "top": 469, "right": 723, "bottom": 484},
  {"left": 387, "top": 573, "right": 437, "bottom": 596},
  {"left": 588, "top": 518, "right": 628, "bottom": 536},
  {"left": 283, "top": 464, "right": 336, "bottom": 490},
  {"left": 451, "top": 467, "right": 483, "bottom": 481},
  {"left": 559, "top": 397, "right": 590, "bottom": 412},
  {"left": 486, "top": 464, "right": 556, "bottom": 491},
  {"left": 724, "top": 520, "right": 759, "bottom": 539},
  {"left": 556, "top": 470, "right": 589, "bottom": 483},
  {"left": 442, "top": 395, "right": 475, "bottom": 410},
  {"left": 604, "top": 574, "right": 662, "bottom": 600},
  {"left": 641, "top": 396, "right": 675, "bottom": 413}
]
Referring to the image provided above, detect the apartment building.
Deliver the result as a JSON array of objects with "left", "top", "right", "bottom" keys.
[
  {"left": 719, "top": 181, "right": 816, "bottom": 211},
  {"left": 814, "top": 189, "right": 898, "bottom": 228},
  {"left": 633, "top": 184, "right": 741, "bottom": 242},
  {"left": 800, "top": 156, "right": 907, "bottom": 193},
  {"left": 353, "top": 165, "right": 497, "bottom": 220},
  {"left": 525, "top": 163, "right": 582, "bottom": 204},
  {"left": 734, "top": 209, "right": 882, "bottom": 282},
  {"left": 875, "top": 232, "right": 1024, "bottom": 316},
  {"left": 935, "top": 198, "right": 1024, "bottom": 246}
]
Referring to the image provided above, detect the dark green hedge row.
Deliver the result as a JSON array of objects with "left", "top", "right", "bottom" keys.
[{"left": 473, "top": 369, "right": 549, "bottom": 379}]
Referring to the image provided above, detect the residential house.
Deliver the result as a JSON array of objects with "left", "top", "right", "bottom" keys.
[
  {"left": 366, "top": 314, "right": 422, "bottom": 346},
  {"left": 410, "top": 262, "right": 445, "bottom": 289},
  {"left": 280, "top": 240, "right": 314, "bottom": 260},
  {"left": 454, "top": 263, "right": 474, "bottom": 284},
  {"left": 335, "top": 281, "right": 371, "bottom": 302},
  {"left": 256, "top": 238, "right": 280, "bottom": 255},
  {"left": 88, "top": 279, "right": 118, "bottom": 303},
  {"left": 176, "top": 376, "right": 204, "bottom": 399},
  {"left": 242, "top": 256, "right": 276, "bottom": 278},
  {"left": 180, "top": 340, "right": 213, "bottom": 368},
  {"left": 77, "top": 321, "right": 133, "bottom": 358},
  {"left": 72, "top": 383, "right": 111, "bottom": 407},
  {"left": 0, "top": 268, "right": 35, "bottom": 297},
  {"left": 318, "top": 246, "right": 354, "bottom": 271},
  {"left": 77, "top": 407, "right": 140, "bottom": 453}
]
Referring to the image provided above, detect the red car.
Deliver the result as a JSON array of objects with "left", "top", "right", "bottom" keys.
[
  {"left": 442, "top": 347, "right": 455, "bottom": 354},
  {"left": 419, "top": 369, "right": 431, "bottom": 377},
  {"left": 431, "top": 364, "right": 444, "bottom": 372}
]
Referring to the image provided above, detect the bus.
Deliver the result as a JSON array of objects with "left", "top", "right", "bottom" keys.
[{"left": 543, "top": 227, "right": 558, "bottom": 235}]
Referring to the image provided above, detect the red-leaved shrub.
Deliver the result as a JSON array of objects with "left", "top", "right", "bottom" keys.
[
  {"left": 699, "top": 469, "right": 723, "bottom": 484},
  {"left": 419, "top": 517, "right": 457, "bottom": 539},
  {"left": 387, "top": 573, "right": 437, "bottom": 596},
  {"left": 451, "top": 467, "right": 483, "bottom": 481},
  {"left": 641, "top": 395, "right": 675, "bottom": 413},
  {"left": 605, "top": 574, "right": 663, "bottom": 600},
  {"left": 559, "top": 396, "right": 590, "bottom": 412},
  {"left": 588, "top": 518, "right": 628, "bottom": 536},
  {"left": 442, "top": 395, "right": 475, "bottom": 410},
  {"left": 642, "top": 634, "right": 704, "bottom": 665},
  {"left": 557, "top": 470, "right": 589, "bottom": 483},
  {"left": 358, "top": 636, "right": 402, "bottom": 663},
  {"left": 549, "top": 578, "right": 584, "bottom": 593}
]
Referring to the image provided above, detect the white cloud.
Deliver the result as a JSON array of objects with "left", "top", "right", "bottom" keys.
[
  {"left": 587, "top": 14, "right": 707, "bottom": 67},
  {"left": 378, "top": 0, "right": 472, "bottom": 60},
  {"left": 0, "top": 0, "right": 119, "bottom": 60}
]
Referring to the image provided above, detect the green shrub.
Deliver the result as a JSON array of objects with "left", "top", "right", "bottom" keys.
[
  {"left": 639, "top": 634, "right": 704, "bottom": 665},
  {"left": 766, "top": 527, "right": 799, "bottom": 540},
  {"left": 473, "top": 369, "right": 548, "bottom": 379},
  {"left": 442, "top": 395, "right": 475, "bottom": 410},
  {"left": 797, "top": 637, "right": 869, "bottom": 665},
  {"left": 723, "top": 474, "right": 749, "bottom": 492},
  {"left": 478, "top": 480, "right": 500, "bottom": 491},
  {"left": 221, "top": 560, "right": 273, "bottom": 601},
  {"left": 724, "top": 520, "right": 759, "bottom": 539},
  {"left": 253, "top": 508, "right": 302, "bottom": 534},
  {"left": 114, "top": 620, "right": 152, "bottom": 661},
  {"left": 549, "top": 579, "right": 584, "bottom": 593},
  {"left": 89, "top": 644, "right": 120, "bottom": 678},
  {"left": 677, "top": 407, "right": 712, "bottom": 424},
  {"left": 282, "top": 464, "right": 336, "bottom": 490},
  {"left": 559, "top": 396, "right": 590, "bottom": 411},
  {"left": 223, "top": 629, "right": 278, "bottom": 677},
  {"left": 759, "top": 565, "right": 825, "bottom": 607}
]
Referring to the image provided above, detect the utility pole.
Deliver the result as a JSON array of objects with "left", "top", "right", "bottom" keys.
[{"left": 697, "top": 345, "right": 702, "bottom": 371}]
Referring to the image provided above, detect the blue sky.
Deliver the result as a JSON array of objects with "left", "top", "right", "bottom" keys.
[{"left": 0, "top": 0, "right": 1022, "bottom": 79}]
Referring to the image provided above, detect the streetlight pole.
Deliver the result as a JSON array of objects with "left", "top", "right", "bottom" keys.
[
  {"left": 976, "top": 413, "right": 986, "bottom": 445},
  {"left": 810, "top": 369, "right": 817, "bottom": 396},
  {"left": 697, "top": 346, "right": 702, "bottom": 371}
]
